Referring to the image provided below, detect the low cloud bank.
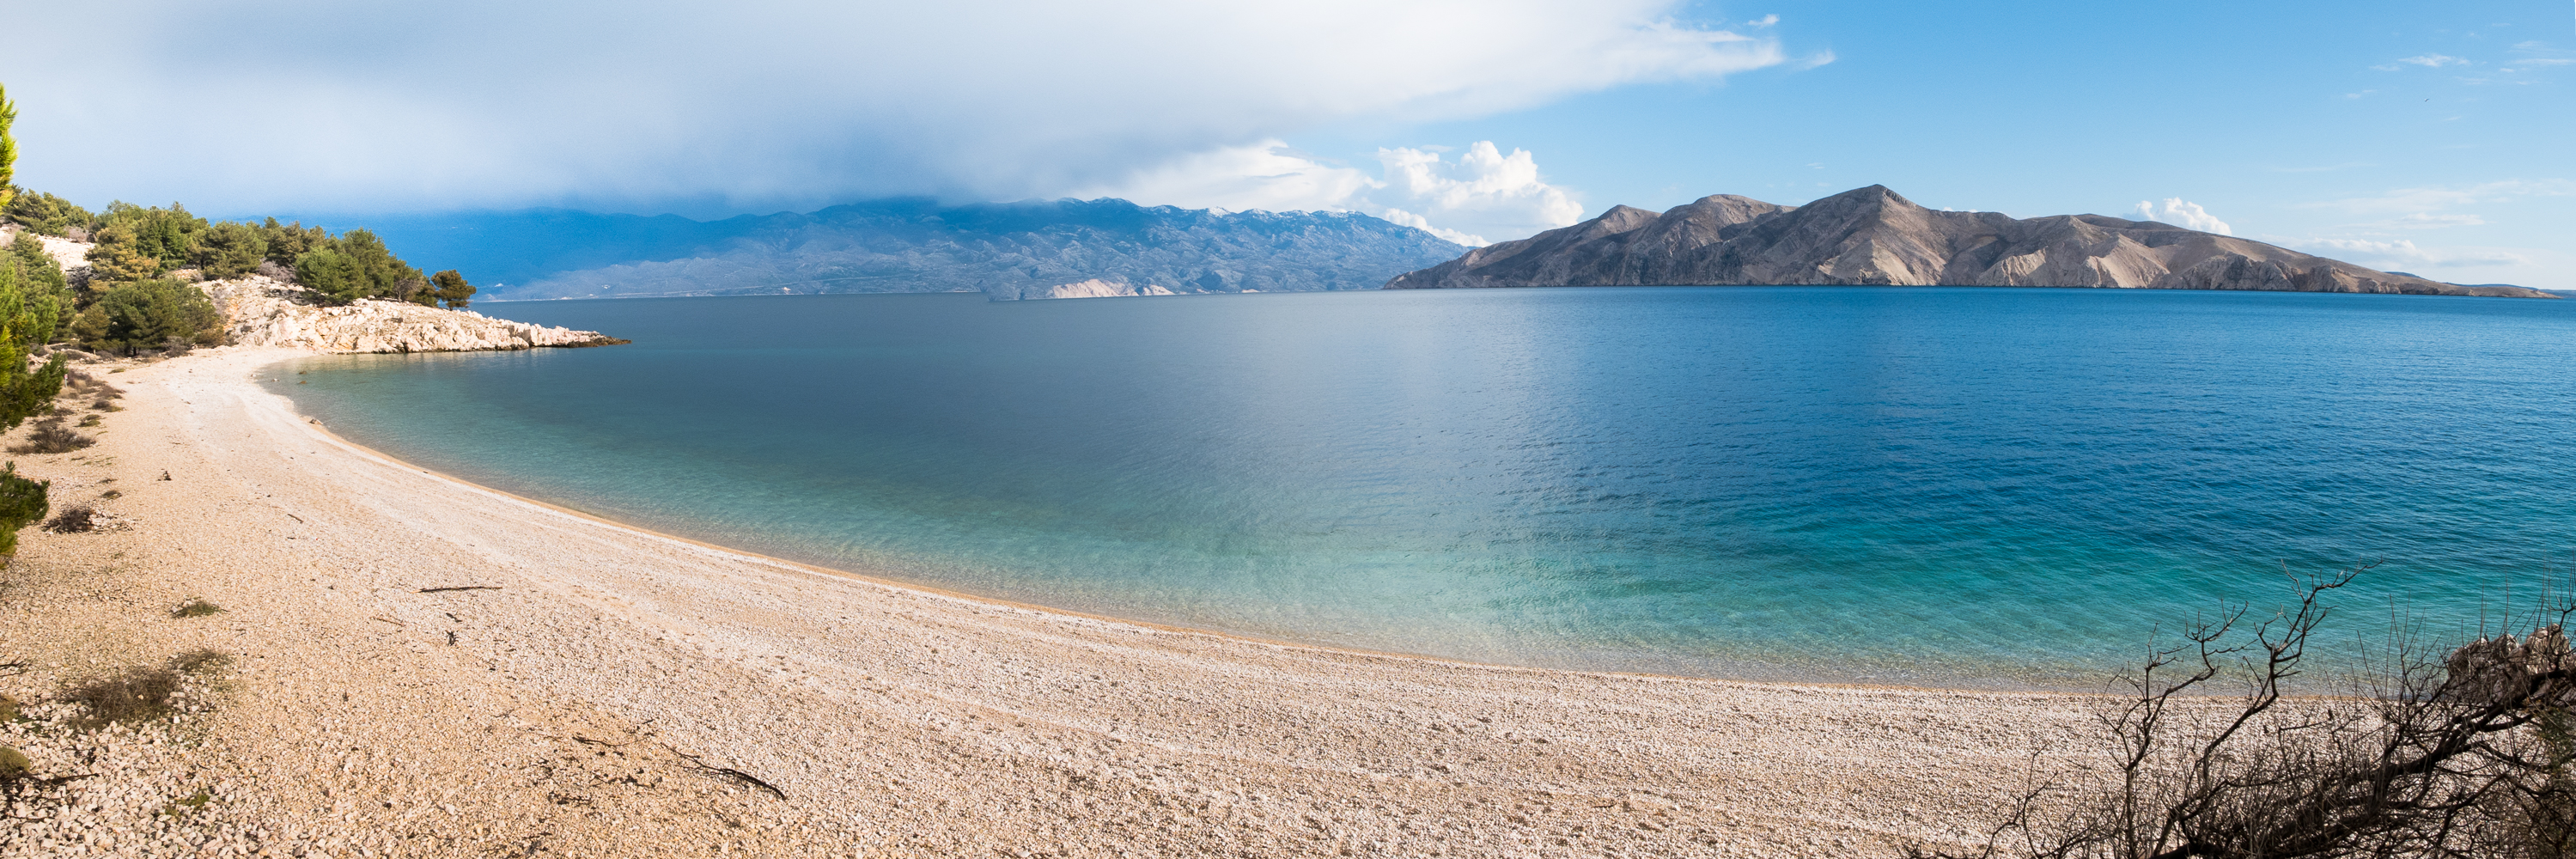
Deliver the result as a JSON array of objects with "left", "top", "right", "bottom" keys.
[{"left": 3, "top": 0, "right": 1793, "bottom": 219}]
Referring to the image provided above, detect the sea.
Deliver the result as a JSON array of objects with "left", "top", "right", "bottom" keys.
[{"left": 263, "top": 286, "right": 2576, "bottom": 688}]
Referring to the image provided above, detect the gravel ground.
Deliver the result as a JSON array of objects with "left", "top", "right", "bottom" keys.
[{"left": 0, "top": 346, "right": 2121, "bottom": 858}]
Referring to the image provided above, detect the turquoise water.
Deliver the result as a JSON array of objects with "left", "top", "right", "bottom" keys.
[{"left": 265, "top": 287, "right": 2576, "bottom": 686}]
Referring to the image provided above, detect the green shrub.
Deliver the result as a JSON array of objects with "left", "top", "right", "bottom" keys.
[
  {"left": 295, "top": 248, "right": 365, "bottom": 305},
  {"left": 72, "top": 279, "right": 220, "bottom": 354},
  {"left": 9, "top": 233, "right": 66, "bottom": 303},
  {"left": 86, "top": 223, "right": 164, "bottom": 283},
  {"left": 257, "top": 218, "right": 331, "bottom": 268},
  {"left": 0, "top": 462, "right": 45, "bottom": 555},
  {"left": 3, "top": 191, "right": 91, "bottom": 237},
  {"left": 94, "top": 202, "right": 206, "bottom": 262},
  {"left": 189, "top": 221, "right": 267, "bottom": 279},
  {"left": 338, "top": 228, "right": 423, "bottom": 300}
]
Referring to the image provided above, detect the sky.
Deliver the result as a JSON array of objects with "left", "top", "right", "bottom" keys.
[{"left": 3, "top": 0, "right": 2569, "bottom": 287}]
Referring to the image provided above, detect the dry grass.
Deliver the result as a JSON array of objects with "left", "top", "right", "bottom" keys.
[
  {"left": 41, "top": 506, "right": 94, "bottom": 533},
  {"left": 62, "top": 667, "right": 182, "bottom": 730},
  {"left": 172, "top": 598, "right": 223, "bottom": 618},
  {"left": 59, "top": 651, "right": 229, "bottom": 731},
  {"left": 10, "top": 418, "right": 94, "bottom": 454}
]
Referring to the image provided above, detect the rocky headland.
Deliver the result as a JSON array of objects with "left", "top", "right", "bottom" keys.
[
  {"left": 1385, "top": 185, "right": 2556, "bottom": 299},
  {"left": 20, "top": 229, "right": 625, "bottom": 354},
  {"left": 201, "top": 276, "right": 625, "bottom": 353}
]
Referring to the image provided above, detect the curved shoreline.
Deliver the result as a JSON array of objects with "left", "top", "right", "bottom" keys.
[
  {"left": 6, "top": 344, "right": 2124, "bottom": 857},
  {"left": 259, "top": 350, "right": 2099, "bottom": 697}
]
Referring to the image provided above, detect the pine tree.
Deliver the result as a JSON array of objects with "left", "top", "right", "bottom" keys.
[
  {"left": 0, "top": 83, "right": 64, "bottom": 557},
  {"left": 430, "top": 270, "right": 475, "bottom": 308},
  {"left": 0, "top": 248, "right": 65, "bottom": 556},
  {"left": 0, "top": 82, "right": 18, "bottom": 213}
]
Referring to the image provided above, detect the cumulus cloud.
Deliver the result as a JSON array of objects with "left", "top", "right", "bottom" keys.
[
  {"left": 1071, "top": 140, "right": 1585, "bottom": 245},
  {"left": 0, "top": 0, "right": 1796, "bottom": 216},
  {"left": 2132, "top": 198, "right": 2232, "bottom": 235}
]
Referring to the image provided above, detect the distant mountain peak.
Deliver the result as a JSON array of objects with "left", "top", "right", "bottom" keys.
[
  {"left": 1385, "top": 186, "right": 2555, "bottom": 299},
  {"left": 362, "top": 198, "right": 1467, "bottom": 302}
]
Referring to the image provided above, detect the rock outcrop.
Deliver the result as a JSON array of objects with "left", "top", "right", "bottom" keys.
[
  {"left": 1385, "top": 186, "right": 2556, "bottom": 299},
  {"left": 204, "top": 277, "right": 626, "bottom": 353}
]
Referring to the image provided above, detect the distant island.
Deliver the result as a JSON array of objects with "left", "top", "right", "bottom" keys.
[
  {"left": 355, "top": 198, "right": 1466, "bottom": 302},
  {"left": 1385, "top": 185, "right": 2556, "bottom": 299}
]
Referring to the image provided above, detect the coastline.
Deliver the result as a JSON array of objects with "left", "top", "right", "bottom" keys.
[
  {"left": 270, "top": 352, "right": 2068, "bottom": 696},
  {"left": 4, "top": 344, "right": 2117, "bottom": 857}
]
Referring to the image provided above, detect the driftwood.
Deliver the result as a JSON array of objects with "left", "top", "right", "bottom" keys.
[{"left": 667, "top": 747, "right": 787, "bottom": 801}]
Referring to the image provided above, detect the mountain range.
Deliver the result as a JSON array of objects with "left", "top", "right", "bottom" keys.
[
  {"left": 1383, "top": 186, "right": 2553, "bottom": 299},
  {"left": 354, "top": 198, "right": 1465, "bottom": 302}
]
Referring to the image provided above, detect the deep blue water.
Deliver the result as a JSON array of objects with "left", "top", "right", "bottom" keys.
[{"left": 265, "top": 287, "right": 2576, "bottom": 686}]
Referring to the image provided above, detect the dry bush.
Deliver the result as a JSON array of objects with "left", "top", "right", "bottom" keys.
[
  {"left": 1916, "top": 564, "right": 2576, "bottom": 859},
  {"left": 171, "top": 598, "right": 222, "bottom": 618},
  {"left": 62, "top": 667, "right": 181, "bottom": 730},
  {"left": 168, "top": 649, "right": 232, "bottom": 673},
  {"left": 40, "top": 506, "right": 93, "bottom": 533},
  {"left": 9, "top": 418, "right": 93, "bottom": 454}
]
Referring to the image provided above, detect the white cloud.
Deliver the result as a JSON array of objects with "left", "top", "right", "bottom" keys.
[
  {"left": 2294, "top": 238, "right": 2524, "bottom": 268},
  {"left": 0, "top": 1, "right": 1800, "bottom": 216},
  {"left": 2308, "top": 179, "right": 2576, "bottom": 216},
  {"left": 2393, "top": 53, "right": 2470, "bottom": 68},
  {"left": 1745, "top": 15, "right": 1779, "bottom": 27},
  {"left": 2132, "top": 198, "right": 2232, "bottom": 235},
  {"left": 1070, "top": 139, "right": 1586, "bottom": 245}
]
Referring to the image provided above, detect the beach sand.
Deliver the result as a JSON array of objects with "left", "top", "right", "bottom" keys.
[{"left": 1, "top": 346, "right": 2113, "bottom": 857}]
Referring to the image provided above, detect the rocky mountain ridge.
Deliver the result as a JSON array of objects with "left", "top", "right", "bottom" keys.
[
  {"left": 352, "top": 198, "right": 1467, "bottom": 302},
  {"left": 1385, "top": 186, "right": 2554, "bottom": 299}
]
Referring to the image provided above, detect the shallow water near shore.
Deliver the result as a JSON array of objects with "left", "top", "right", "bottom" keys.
[{"left": 265, "top": 287, "right": 2576, "bottom": 687}]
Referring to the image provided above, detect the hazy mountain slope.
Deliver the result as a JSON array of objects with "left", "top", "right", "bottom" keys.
[
  {"left": 1385, "top": 186, "right": 2555, "bottom": 299},
  {"left": 358, "top": 198, "right": 1465, "bottom": 302}
]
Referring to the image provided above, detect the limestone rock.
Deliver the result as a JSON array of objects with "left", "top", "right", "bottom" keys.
[
  {"left": 203, "top": 277, "right": 628, "bottom": 353},
  {"left": 1385, "top": 186, "right": 2556, "bottom": 299}
]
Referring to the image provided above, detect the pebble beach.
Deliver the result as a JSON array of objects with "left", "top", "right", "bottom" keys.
[{"left": 0, "top": 345, "right": 2119, "bottom": 858}]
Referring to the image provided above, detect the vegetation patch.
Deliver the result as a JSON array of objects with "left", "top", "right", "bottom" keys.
[
  {"left": 171, "top": 597, "right": 222, "bottom": 618},
  {"left": 9, "top": 417, "right": 94, "bottom": 454},
  {"left": 159, "top": 786, "right": 214, "bottom": 817},
  {"left": 169, "top": 649, "right": 232, "bottom": 673},
  {"left": 62, "top": 666, "right": 182, "bottom": 729},
  {"left": 40, "top": 505, "right": 93, "bottom": 533}
]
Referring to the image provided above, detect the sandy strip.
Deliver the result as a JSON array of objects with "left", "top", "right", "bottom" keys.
[{"left": 1, "top": 345, "right": 2112, "bottom": 857}]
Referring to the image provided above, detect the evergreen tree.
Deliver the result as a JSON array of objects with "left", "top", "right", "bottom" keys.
[
  {"left": 0, "top": 82, "right": 62, "bottom": 557},
  {"left": 430, "top": 270, "right": 476, "bottom": 308},
  {"left": 85, "top": 223, "right": 167, "bottom": 289},
  {"left": 3, "top": 191, "right": 93, "bottom": 237},
  {"left": 0, "top": 82, "right": 16, "bottom": 213},
  {"left": 295, "top": 248, "right": 365, "bottom": 305},
  {"left": 70, "top": 279, "right": 218, "bottom": 354},
  {"left": 95, "top": 202, "right": 207, "bottom": 263},
  {"left": 257, "top": 217, "right": 330, "bottom": 268},
  {"left": 336, "top": 228, "right": 421, "bottom": 299},
  {"left": 190, "top": 221, "right": 269, "bottom": 279},
  {"left": 0, "top": 462, "right": 46, "bottom": 557}
]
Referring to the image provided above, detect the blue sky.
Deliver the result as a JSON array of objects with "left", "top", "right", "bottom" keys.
[{"left": 3, "top": 0, "right": 2569, "bottom": 286}]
